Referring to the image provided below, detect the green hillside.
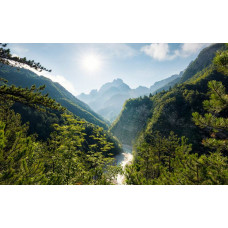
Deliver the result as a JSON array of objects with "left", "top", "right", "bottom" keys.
[
  {"left": 113, "top": 44, "right": 228, "bottom": 185},
  {"left": 0, "top": 64, "right": 108, "bottom": 129},
  {"left": 110, "top": 44, "right": 227, "bottom": 153}
]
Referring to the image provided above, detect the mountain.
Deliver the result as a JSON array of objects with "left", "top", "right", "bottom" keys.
[
  {"left": 150, "top": 71, "right": 183, "bottom": 94},
  {"left": 78, "top": 78, "right": 133, "bottom": 122},
  {"left": 110, "top": 43, "right": 227, "bottom": 152},
  {"left": 0, "top": 64, "right": 108, "bottom": 129},
  {"left": 180, "top": 43, "right": 225, "bottom": 83},
  {"left": 78, "top": 74, "right": 184, "bottom": 122}
]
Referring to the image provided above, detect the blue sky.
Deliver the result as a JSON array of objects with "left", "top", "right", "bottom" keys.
[{"left": 8, "top": 43, "right": 210, "bottom": 95}]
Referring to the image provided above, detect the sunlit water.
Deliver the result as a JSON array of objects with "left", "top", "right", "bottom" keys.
[{"left": 115, "top": 144, "right": 133, "bottom": 185}]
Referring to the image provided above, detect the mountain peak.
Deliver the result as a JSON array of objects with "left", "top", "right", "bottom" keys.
[{"left": 113, "top": 78, "right": 123, "bottom": 83}]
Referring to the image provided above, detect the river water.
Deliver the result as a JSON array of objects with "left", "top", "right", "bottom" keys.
[{"left": 115, "top": 144, "right": 133, "bottom": 185}]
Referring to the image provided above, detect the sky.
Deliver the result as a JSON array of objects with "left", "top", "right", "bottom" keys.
[{"left": 8, "top": 43, "right": 210, "bottom": 96}]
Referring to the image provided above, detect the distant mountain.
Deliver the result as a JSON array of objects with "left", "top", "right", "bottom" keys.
[
  {"left": 78, "top": 79, "right": 132, "bottom": 122},
  {"left": 150, "top": 71, "right": 183, "bottom": 94},
  {"left": 0, "top": 64, "right": 108, "bottom": 129},
  {"left": 78, "top": 72, "right": 184, "bottom": 122}
]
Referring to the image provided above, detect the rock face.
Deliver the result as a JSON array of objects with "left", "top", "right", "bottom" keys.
[{"left": 110, "top": 96, "right": 153, "bottom": 145}]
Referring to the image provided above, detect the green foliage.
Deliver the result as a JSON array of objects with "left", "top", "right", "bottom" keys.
[
  {"left": 213, "top": 44, "right": 228, "bottom": 75},
  {"left": 0, "top": 82, "right": 64, "bottom": 113},
  {"left": 126, "top": 130, "right": 228, "bottom": 185},
  {"left": 110, "top": 95, "right": 153, "bottom": 145},
  {"left": 0, "top": 107, "right": 47, "bottom": 184},
  {"left": 125, "top": 48, "right": 228, "bottom": 185},
  {"left": 0, "top": 44, "right": 122, "bottom": 185},
  {"left": 193, "top": 81, "right": 228, "bottom": 152},
  {"left": 0, "top": 64, "right": 108, "bottom": 129},
  {"left": 0, "top": 83, "right": 122, "bottom": 185}
]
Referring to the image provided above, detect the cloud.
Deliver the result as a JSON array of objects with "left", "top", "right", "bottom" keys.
[
  {"left": 141, "top": 43, "right": 174, "bottom": 61},
  {"left": 175, "top": 43, "right": 210, "bottom": 57},
  {"left": 42, "top": 73, "right": 77, "bottom": 95},
  {"left": 32, "top": 69, "right": 77, "bottom": 95},
  {"left": 141, "top": 43, "right": 211, "bottom": 61}
]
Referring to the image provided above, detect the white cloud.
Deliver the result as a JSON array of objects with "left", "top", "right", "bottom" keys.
[
  {"left": 141, "top": 43, "right": 173, "bottom": 61},
  {"left": 141, "top": 43, "right": 211, "bottom": 61},
  {"left": 33, "top": 69, "right": 77, "bottom": 95},
  {"left": 42, "top": 73, "right": 77, "bottom": 95},
  {"left": 175, "top": 43, "right": 210, "bottom": 57}
]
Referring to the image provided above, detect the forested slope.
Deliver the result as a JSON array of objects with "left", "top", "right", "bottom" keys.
[
  {"left": 123, "top": 44, "right": 228, "bottom": 185},
  {"left": 0, "top": 70, "right": 122, "bottom": 185},
  {"left": 0, "top": 65, "right": 108, "bottom": 129},
  {"left": 110, "top": 44, "right": 227, "bottom": 151}
]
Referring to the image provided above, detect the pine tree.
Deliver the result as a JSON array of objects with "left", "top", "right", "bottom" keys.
[
  {"left": 192, "top": 80, "right": 228, "bottom": 152},
  {"left": 0, "top": 43, "right": 51, "bottom": 72}
]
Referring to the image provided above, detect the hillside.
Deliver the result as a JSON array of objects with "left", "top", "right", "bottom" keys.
[
  {"left": 110, "top": 96, "right": 153, "bottom": 145},
  {"left": 0, "top": 64, "right": 108, "bottom": 129},
  {"left": 150, "top": 71, "right": 183, "bottom": 94},
  {"left": 110, "top": 43, "right": 227, "bottom": 153}
]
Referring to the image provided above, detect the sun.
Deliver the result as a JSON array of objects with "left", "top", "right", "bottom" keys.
[{"left": 82, "top": 54, "right": 102, "bottom": 72}]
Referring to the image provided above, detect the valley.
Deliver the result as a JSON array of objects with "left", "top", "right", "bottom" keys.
[{"left": 0, "top": 43, "right": 227, "bottom": 185}]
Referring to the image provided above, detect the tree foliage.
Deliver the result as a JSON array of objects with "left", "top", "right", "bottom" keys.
[
  {"left": 0, "top": 43, "right": 51, "bottom": 72},
  {"left": 0, "top": 44, "right": 122, "bottom": 185}
]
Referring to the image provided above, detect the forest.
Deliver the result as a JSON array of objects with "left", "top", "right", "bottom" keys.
[
  {"left": 116, "top": 44, "right": 228, "bottom": 184},
  {"left": 0, "top": 43, "right": 122, "bottom": 184},
  {"left": 0, "top": 43, "right": 227, "bottom": 185}
]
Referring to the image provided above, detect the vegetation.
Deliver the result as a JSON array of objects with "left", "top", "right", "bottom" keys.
[
  {"left": 0, "top": 46, "right": 122, "bottom": 185},
  {"left": 1, "top": 43, "right": 227, "bottom": 185},
  {"left": 0, "top": 43, "right": 51, "bottom": 72},
  {"left": 125, "top": 80, "right": 228, "bottom": 184},
  {"left": 0, "top": 88, "right": 122, "bottom": 184},
  {"left": 110, "top": 96, "right": 153, "bottom": 145},
  {"left": 0, "top": 64, "right": 108, "bottom": 129},
  {"left": 115, "top": 45, "right": 228, "bottom": 184}
]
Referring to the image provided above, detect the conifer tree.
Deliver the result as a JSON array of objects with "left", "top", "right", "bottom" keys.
[{"left": 0, "top": 43, "right": 51, "bottom": 72}]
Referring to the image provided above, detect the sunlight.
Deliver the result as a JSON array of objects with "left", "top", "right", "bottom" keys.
[{"left": 81, "top": 54, "right": 102, "bottom": 72}]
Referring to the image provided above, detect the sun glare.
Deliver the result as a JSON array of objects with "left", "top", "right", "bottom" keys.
[{"left": 82, "top": 54, "right": 102, "bottom": 72}]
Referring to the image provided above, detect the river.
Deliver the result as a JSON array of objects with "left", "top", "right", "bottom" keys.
[{"left": 115, "top": 144, "right": 133, "bottom": 185}]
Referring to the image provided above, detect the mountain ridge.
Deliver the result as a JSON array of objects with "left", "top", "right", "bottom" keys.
[
  {"left": 0, "top": 64, "right": 108, "bottom": 129},
  {"left": 77, "top": 72, "right": 184, "bottom": 122},
  {"left": 110, "top": 43, "right": 227, "bottom": 149}
]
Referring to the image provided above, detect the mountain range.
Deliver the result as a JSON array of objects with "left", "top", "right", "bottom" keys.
[{"left": 77, "top": 72, "right": 183, "bottom": 122}]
